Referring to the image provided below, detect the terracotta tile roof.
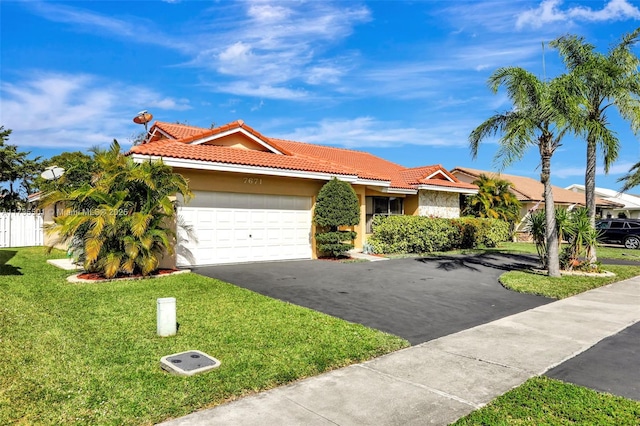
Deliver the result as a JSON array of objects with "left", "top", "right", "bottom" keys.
[
  {"left": 450, "top": 167, "right": 617, "bottom": 207},
  {"left": 131, "top": 139, "right": 353, "bottom": 176},
  {"left": 269, "top": 138, "right": 412, "bottom": 188},
  {"left": 152, "top": 122, "right": 206, "bottom": 140},
  {"left": 400, "top": 166, "right": 477, "bottom": 191},
  {"left": 130, "top": 120, "right": 477, "bottom": 192}
]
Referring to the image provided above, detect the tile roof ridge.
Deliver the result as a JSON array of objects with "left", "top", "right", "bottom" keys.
[
  {"left": 273, "top": 139, "right": 400, "bottom": 182},
  {"left": 269, "top": 137, "right": 401, "bottom": 159}
]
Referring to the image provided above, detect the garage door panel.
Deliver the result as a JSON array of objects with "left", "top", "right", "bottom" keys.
[{"left": 177, "top": 192, "right": 312, "bottom": 266}]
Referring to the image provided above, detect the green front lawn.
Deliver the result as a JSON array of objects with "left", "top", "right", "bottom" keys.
[
  {"left": 0, "top": 247, "right": 408, "bottom": 425},
  {"left": 500, "top": 264, "right": 640, "bottom": 299},
  {"left": 453, "top": 377, "right": 640, "bottom": 426},
  {"left": 484, "top": 241, "right": 640, "bottom": 261}
]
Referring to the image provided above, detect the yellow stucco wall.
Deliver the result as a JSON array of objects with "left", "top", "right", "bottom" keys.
[
  {"left": 202, "top": 133, "right": 270, "bottom": 151},
  {"left": 404, "top": 194, "right": 419, "bottom": 216}
]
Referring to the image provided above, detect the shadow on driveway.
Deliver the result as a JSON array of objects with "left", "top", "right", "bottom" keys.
[
  {"left": 423, "top": 252, "right": 539, "bottom": 273},
  {"left": 195, "top": 253, "right": 552, "bottom": 345}
]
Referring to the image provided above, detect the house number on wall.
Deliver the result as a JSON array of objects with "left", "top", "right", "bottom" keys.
[{"left": 243, "top": 177, "right": 263, "bottom": 185}]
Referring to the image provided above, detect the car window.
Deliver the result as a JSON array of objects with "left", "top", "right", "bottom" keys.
[
  {"left": 626, "top": 222, "right": 640, "bottom": 229},
  {"left": 610, "top": 221, "right": 624, "bottom": 229},
  {"left": 596, "top": 221, "right": 610, "bottom": 230}
]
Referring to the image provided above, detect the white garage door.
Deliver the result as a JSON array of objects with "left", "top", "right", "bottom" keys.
[{"left": 177, "top": 191, "right": 312, "bottom": 266}]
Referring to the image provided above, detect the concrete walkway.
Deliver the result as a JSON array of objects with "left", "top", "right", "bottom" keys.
[{"left": 159, "top": 276, "right": 640, "bottom": 426}]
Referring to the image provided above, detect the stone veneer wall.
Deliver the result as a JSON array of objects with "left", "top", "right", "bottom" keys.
[{"left": 418, "top": 190, "right": 460, "bottom": 218}]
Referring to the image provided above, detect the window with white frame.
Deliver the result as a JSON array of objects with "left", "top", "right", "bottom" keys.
[{"left": 366, "top": 196, "right": 404, "bottom": 233}]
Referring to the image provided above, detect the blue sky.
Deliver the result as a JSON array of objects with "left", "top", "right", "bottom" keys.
[{"left": 1, "top": 0, "right": 640, "bottom": 191}]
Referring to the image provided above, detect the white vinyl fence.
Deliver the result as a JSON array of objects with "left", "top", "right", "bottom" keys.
[{"left": 0, "top": 211, "right": 44, "bottom": 248}]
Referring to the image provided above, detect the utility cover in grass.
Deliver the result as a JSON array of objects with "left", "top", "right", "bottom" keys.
[{"left": 160, "top": 350, "right": 221, "bottom": 376}]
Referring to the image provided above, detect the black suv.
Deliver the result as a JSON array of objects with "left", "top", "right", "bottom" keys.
[{"left": 595, "top": 218, "right": 640, "bottom": 249}]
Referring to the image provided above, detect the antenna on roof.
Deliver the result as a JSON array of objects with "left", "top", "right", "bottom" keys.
[{"left": 133, "top": 110, "right": 153, "bottom": 133}]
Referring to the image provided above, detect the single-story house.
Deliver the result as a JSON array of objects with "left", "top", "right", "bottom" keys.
[
  {"left": 450, "top": 167, "right": 623, "bottom": 236},
  {"left": 129, "top": 120, "right": 477, "bottom": 267},
  {"left": 565, "top": 184, "right": 640, "bottom": 219}
]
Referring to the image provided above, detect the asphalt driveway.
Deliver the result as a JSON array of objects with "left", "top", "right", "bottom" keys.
[
  {"left": 545, "top": 321, "right": 640, "bottom": 401},
  {"left": 195, "top": 252, "right": 551, "bottom": 345}
]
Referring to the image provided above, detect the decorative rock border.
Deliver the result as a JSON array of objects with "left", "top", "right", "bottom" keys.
[{"left": 67, "top": 269, "right": 191, "bottom": 284}]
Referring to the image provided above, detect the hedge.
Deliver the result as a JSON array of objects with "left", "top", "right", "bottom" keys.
[{"left": 367, "top": 215, "right": 511, "bottom": 254}]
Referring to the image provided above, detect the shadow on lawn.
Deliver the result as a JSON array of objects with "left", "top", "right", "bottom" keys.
[
  {"left": 417, "top": 252, "right": 539, "bottom": 273},
  {"left": 0, "top": 249, "right": 22, "bottom": 276}
]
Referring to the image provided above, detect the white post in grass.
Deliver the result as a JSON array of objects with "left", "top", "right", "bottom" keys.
[{"left": 157, "top": 297, "right": 177, "bottom": 337}]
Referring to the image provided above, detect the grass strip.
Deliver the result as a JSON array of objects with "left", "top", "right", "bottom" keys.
[
  {"left": 452, "top": 377, "right": 640, "bottom": 426},
  {"left": 500, "top": 264, "right": 640, "bottom": 299}
]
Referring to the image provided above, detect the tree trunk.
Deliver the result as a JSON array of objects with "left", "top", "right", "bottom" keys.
[
  {"left": 541, "top": 152, "right": 560, "bottom": 277},
  {"left": 585, "top": 136, "right": 598, "bottom": 264}
]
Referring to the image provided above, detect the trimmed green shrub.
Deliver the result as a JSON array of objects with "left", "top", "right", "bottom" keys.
[
  {"left": 454, "top": 217, "right": 511, "bottom": 248},
  {"left": 314, "top": 178, "right": 360, "bottom": 257},
  {"left": 368, "top": 216, "right": 458, "bottom": 254},
  {"left": 368, "top": 215, "right": 511, "bottom": 254}
]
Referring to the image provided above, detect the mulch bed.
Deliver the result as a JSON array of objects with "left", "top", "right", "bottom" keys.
[{"left": 76, "top": 269, "right": 180, "bottom": 281}]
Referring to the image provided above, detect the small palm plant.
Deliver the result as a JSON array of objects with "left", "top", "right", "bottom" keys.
[
  {"left": 42, "top": 141, "right": 192, "bottom": 278},
  {"left": 525, "top": 207, "right": 601, "bottom": 272},
  {"left": 562, "top": 207, "right": 601, "bottom": 271},
  {"left": 524, "top": 210, "right": 547, "bottom": 267},
  {"left": 555, "top": 207, "right": 572, "bottom": 246}
]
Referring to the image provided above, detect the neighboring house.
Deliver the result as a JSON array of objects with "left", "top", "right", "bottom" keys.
[
  {"left": 450, "top": 167, "right": 622, "bottom": 236},
  {"left": 566, "top": 184, "right": 640, "bottom": 219},
  {"left": 129, "top": 120, "right": 477, "bottom": 267}
]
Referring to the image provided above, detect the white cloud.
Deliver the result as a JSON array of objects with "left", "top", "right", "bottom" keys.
[
  {"left": 214, "top": 81, "right": 309, "bottom": 100},
  {"left": 275, "top": 117, "right": 474, "bottom": 149},
  {"left": 29, "top": 0, "right": 370, "bottom": 99},
  {"left": 516, "top": 0, "right": 640, "bottom": 30},
  {"left": 571, "top": 0, "right": 640, "bottom": 21},
  {"left": 305, "top": 65, "right": 344, "bottom": 85},
  {"left": 26, "top": 1, "right": 192, "bottom": 52},
  {"left": 247, "top": 3, "right": 292, "bottom": 22},
  {"left": 0, "top": 72, "right": 191, "bottom": 149}
]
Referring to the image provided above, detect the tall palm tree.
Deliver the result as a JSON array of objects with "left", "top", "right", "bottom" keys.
[
  {"left": 470, "top": 68, "right": 572, "bottom": 277},
  {"left": 463, "top": 174, "right": 521, "bottom": 224},
  {"left": 551, "top": 28, "right": 640, "bottom": 263},
  {"left": 43, "top": 141, "right": 192, "bottom": 278}
]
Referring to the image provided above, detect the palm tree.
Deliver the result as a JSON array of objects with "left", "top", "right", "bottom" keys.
[
  {"left": 619, "top": 161, "right": 640, "bottom": 191},
  {"left": 470, "top": 68, "right": 572, "bottom": 277},
  {"left": 42, "top": 141, "right": 192, "bottom": 278},
  {"left": 551, "top": 28, "right": 640, "bottom": 263},
  {"left": 463, "top": 174, "right": 521, "bottom": 224}
]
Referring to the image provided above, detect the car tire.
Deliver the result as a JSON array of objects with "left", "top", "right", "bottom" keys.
[{"left": 624, "top": 236, "right": 640, "bottom": 249}]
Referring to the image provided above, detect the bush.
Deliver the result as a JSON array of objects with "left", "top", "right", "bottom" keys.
[
  {"left": 454, "top": 217, "right": 511, "bottom": 248},
  {"left": 367, "top": 215, "right": 511, "bottom": 254},
  {"left": 314, "top": 178, "right": 360, "bottom": 257}
]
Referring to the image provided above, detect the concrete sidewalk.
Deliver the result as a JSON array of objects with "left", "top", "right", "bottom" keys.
[{"left": 159, "top": 277, "right": 640, "bottom": 426}]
